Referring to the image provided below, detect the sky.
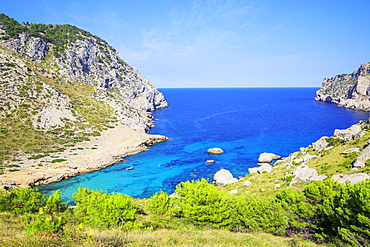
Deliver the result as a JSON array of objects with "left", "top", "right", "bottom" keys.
[{"left": 1, "top": 0, "right": 370, "bottom": 88}]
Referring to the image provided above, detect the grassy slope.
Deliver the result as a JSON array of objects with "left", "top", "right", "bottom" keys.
[
  {"left": 0, "top": 212, "right": 322, "bottom": 247},
  {"left": 221, "top": 123, "right": 370, "bottom": 198}
]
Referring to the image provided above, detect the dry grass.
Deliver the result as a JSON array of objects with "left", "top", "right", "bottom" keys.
[{"left": 0, "top": 212, "right": 324, "bottom": 247}]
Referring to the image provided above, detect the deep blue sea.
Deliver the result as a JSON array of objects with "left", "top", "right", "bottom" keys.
[{"left": 38, "top": 88, "right": 370, "bottom": 204}]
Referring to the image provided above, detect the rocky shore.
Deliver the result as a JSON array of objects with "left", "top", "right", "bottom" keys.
[
  {"left": 0, "top": 125, "right": 168, "bottom": 188},
  {"left": 213, "top": 119, "right": 370, "bottom": 190}
]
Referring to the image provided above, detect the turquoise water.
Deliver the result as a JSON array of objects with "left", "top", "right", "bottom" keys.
[{"left": 38, "top": 88, "right": 370, "bottom": 204}]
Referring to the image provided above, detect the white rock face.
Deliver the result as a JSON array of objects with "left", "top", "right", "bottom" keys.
[
  {"left": 342, "top": 148, "right": 361, "bottom": 154},
  {"left": 258, "top": 153, "right": 280, "bottom": 163},
  {"left": 248, "top": 163, "right": 272, "bottom": 174},
  {"left": 312, "top": 136, "right": 329, "bottom": 152},
  {"left": 334, "top": 125, "right": 362, "bottom": 141},
  {"left": 290, "top": 165, "right": 327, "bottom": 185},
  {"left": 213, "top": 169, "right": 238, "bottom": 186},
  {"left": 353, "top": 144, "right": 370, "bottom": 168},
  {"left": 243, "top": 181, "right": 252, "bottom": 186},
  {"left": 229, "top": 189, "right": 238, "bottom": 195},
  {"left": 332, "top": 173, "right": 370, "bottom": 184}
]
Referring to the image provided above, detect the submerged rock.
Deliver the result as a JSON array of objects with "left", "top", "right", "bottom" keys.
[{"left": 207, "top": 148, "right": 224, "bottom": 154}]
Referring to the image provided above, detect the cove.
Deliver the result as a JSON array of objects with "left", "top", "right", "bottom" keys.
[{"left": 38, "top": 88, "right": 370, "bottom": 204}]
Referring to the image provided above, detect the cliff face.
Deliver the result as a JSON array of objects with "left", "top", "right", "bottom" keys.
[
  {"left": 315, "top": 63, "right": 370, "bottom": 111},
  {"left": 0, "top": 15, "right": 167, "bottom": 132}
]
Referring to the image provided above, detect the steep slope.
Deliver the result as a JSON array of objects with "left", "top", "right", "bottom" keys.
[
  {"left": 0, "top": 14, "right": 167, "bottom": 132},
  {"left": 315, "top": 62, "right": 370, "bottom": 111}
]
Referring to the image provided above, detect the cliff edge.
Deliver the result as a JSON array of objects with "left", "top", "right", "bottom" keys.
[{"left": 315, "top": 62, "right": 370, "bottom": 111}]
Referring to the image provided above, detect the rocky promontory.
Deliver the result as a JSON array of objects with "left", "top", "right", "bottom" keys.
[
  {"left": 0, "top": 14, "right": 168, "bottom": 188},
  {"left": 315, "top": 62, "right": 370, "bottom": 111}
]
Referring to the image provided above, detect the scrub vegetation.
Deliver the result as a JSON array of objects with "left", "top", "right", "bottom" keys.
[{"left": 0, "top": 177, "right": 368, "bottom": 246}]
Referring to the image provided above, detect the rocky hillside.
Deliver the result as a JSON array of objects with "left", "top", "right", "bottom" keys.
[
  {"left": 0, "top": 14, "right": 167, "bottom": 132},
  {"left": 315, "top": 62, "right": 370, "bottom": 111},
  {"left": 0, "top": 14, "right": 167, "bottom": 174}
]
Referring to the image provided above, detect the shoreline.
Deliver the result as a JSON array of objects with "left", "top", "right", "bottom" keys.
[{"left": 0, "top": 125, "right": 168, "bottom": 188}]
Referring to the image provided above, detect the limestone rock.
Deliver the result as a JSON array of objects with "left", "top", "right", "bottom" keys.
[
  {"left": 353, "top": 144, "right": 370, "bottom": 168},
  {"left": 290, "top": 165, "right": 327, "bottom": 185},
  {"left": 332, "top": 173, "right": 370, "bottom": 184},
  {"left": 334, "top": 125, "right": 362, "bottom": 141},
  {"left": 312, "top": 136, "right": 329, "bottom": 152},
  {"left": 208, "top": 148, "right": 224, "bottom": 154},
  {"left": 258, "top": 153, "right": 281, "bottom": 163},
  {"left": 248, "top": 167, "right": 259, "bottom": 174},
  {"left": 302, "top": 154, "right": 318, "bottom": 163},
  {"left": 243, "top": 181, "right": 252, "bottom": 186},
  {"left": 248, "top": 163, "right": 272, "bottom": 174},
  {"left": 213, "top": 169, "right": 238, "bottom": 186},
  {"left": 342, "top": 148, "right": 361, "bottom": 154},
  {"left": 229, "top": 189, "right": 238, "bottom": 195}
]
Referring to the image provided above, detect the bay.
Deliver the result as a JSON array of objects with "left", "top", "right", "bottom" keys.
[{"left": 38, "top": 88, "right": 370, "bottom": 204}]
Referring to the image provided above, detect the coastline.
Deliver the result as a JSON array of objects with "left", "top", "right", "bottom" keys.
[{"left": 0, "top": 125, "right": 168, "bottom": 188}]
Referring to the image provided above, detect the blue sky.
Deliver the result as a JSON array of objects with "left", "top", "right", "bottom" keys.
[{"left": 2, "top": 0, "right": 370, "bottom": 88}]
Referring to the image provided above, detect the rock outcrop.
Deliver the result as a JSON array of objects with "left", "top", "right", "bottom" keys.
[
  {"left": 315, "top": 63, "right": 370, "bottom": 111},
  {"left": 334, "top": 124, "right": 363, "bottom": 141},
  {"left": 213, "top": 169, "right": 238, "bottom": 186},
  {"left": 290, "top": 165, "right": 327, "bottom": 185},
  {"left": 332, "top": 173, "right": 370, "bottom": 184},
  {"left": 353, "top": 143, "right": 370, "bottom": 168},
  {"left": 312, "top": 136, "right": 329, "bottom": 152},
  {"left": 248, "top": 163, "right": 273, "bottom": 174},
  {"left": 258, "top": 153, "right": 280, "bottom": 163}
]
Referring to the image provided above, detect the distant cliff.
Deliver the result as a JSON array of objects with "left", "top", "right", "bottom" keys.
[
  {"left": 315, "top": 63, "right": 370, "bottom": 111},
  {"left": 0, "top": 14, "right": 167, "bottom": 133}
]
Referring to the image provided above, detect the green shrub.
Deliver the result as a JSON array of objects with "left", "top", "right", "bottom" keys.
[
  {"left": 24, "top": 208, "right": 65, "bottom": 234},
  {"left": 323, "top": 181, "right": 370, "bottom": 246},
  {"left": 9, "top": 188, "right": 45, "bottom": 215},
  {"left": 235, "top": 195, "right": 290, "bottom": 235},
  {"left": 147, "top": 190, "right": 174, "bottom": 215},
  {"left": 72, "top": 188, "right": 138, "bottom": 228},
  {"left": 174, "top": 179, "right": 234, "bottom": 229}
]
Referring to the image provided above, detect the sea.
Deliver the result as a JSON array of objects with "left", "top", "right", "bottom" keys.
[{"left": 38, "top": 88, "right": 370, "bottom": 204}]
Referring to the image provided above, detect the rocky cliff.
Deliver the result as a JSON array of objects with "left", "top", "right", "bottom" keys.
[
  {"left": 315, "top": 63, "right": 370, "bottom": 111},
  {"left": 0, "top": 14, "right": 167, "bottom": 132}
]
